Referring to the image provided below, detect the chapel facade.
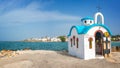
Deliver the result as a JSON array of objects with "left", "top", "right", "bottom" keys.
[{"left": 68, "top": 12, "right": 112, "bottom": 60}]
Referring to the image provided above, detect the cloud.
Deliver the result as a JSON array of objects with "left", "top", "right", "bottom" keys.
[
  {"left": 0, "top": 9, "right": 80, "bottom": 23},
  {"left": 0, "top": 0, "right": 52, "bottom": 14},
  {"left": 0, "top": 1, "right": 80, "bottom": 26},
  {"left": 0, "top": 0, "right": 81, "bottom": 41}
]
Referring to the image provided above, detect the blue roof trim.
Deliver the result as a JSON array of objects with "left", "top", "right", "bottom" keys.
[
  {"left": 81, "top": 16, "right": 94, "bottom": 22},
  {"left": 68, "top": 24, "right": 112, "bottom": 36}
]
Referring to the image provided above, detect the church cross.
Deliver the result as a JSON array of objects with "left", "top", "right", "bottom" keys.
[{"left": 96, "top": 6, "right": 102, "bottom": 12}]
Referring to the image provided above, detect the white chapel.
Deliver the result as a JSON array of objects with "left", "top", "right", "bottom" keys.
[{"left": 68, "top": 12, "right": 112, "bottom": 60}]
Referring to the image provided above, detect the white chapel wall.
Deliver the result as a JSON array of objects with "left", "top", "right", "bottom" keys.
[
  {"left": 84, "top": 34, "right": 95, "bottom": 60},
  {"left": 68, "top": 28, "right": 85, "bottom": 59}
]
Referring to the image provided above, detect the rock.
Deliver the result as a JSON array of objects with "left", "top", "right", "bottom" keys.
[{"left": 0, "top": 50, "right": 19, "bottom": 58}]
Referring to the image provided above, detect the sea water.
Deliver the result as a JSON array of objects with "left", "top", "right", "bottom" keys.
[
  {"left": 0, "top": 42, "right": 67, "bottom": 51},
  {"left": 0, "top": 41, "right": 119, "bottom": 51}
]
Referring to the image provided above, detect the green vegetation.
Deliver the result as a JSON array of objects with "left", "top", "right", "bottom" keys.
[
  {"left": 111, "top": 35, "right": 120, "bottom": 41},
  {"left": 58, "top": 36, "right": 66, "bottom": 42}
]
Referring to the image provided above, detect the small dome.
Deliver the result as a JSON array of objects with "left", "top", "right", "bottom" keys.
[
  {"left": 81, "top": 16, "right": 94, "bottom": 26},
  {"left": 81, "top": 16, "right": 94, "bottom": 22}
]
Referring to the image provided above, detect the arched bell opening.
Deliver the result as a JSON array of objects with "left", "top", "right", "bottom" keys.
[{"left": 94, "top": 12, "right": 104, "bottom": 24}]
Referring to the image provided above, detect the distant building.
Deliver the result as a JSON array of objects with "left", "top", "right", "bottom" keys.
[
  {"left": 24, "top": 36, "right": 62, "bottom": 42},
  {"left": 51, "top": 37, "right": 61, "bottom": 42},
  {"left": 68, "top": 12, "right": 112, "bottom": 60}
]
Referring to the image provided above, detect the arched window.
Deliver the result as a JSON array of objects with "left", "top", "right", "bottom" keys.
[
  {"left": 88, "top": 37, "right": 93, "bottom": 49},
  {"left": 73, "top": 36, "right": 75, "bottom": 45},
  {"left": 76, "top": 38, "right": 79, "bottom": 48},
  {"left": 85, "top": 20, "right": 87, "bottom": 23},
  {"left": 90, "top": 21, "right": 92, "bottom": 23},
  {"left": 70, "top": 38, "right": 72, "bottom": 47}
]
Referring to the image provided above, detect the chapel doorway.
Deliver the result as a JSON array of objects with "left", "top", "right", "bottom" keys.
[{"left": 95, "top": 31, "right": 103, "bottom": 56}]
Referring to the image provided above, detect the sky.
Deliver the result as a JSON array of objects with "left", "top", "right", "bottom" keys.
[{"left": 0, "top": 0, "right": 120, "bottom": 41}]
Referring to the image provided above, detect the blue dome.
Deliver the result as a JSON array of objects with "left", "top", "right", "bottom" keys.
[{"left": 81, "top": 16, "right": 94, "bottom": 22}]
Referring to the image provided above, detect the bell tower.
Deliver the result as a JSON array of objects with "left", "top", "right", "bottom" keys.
[
  {"left": 94, "top": 12, "right": 104, "bottom": 24},
  {"left": 94, "top": 0, "right": 104, "bottom": 25}
]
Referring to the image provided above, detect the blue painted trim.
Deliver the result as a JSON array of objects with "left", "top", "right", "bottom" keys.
[{"left": 68, "top": 24, "right": 112, "bottom": 37}]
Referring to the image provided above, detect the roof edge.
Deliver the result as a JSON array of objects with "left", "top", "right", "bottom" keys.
[{"left": 68, "top": 24, "right": 112, "bottom": 37}]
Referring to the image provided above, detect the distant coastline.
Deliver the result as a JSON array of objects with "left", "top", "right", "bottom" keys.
[
  {"left": 111, "top": 35, "right": 120, "bottom": 41},
  {"left": 23, "top": 36, "right": 68, "bottom": 42},
  {"left": 22, "top": 35, "right": 120, "bottom": 42}
]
